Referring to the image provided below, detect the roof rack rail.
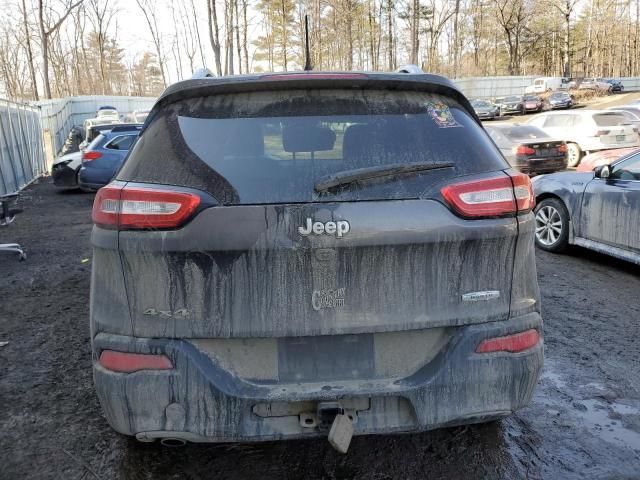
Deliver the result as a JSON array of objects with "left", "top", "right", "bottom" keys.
[
  {"left": 395, "top": 64, "right": 424, "bottom": 74},
  {"left": 110, "top": 124, "right": 143, "bottom": 133},
  {"left": 192, "top": 67, "right": 215, "bottom": 79}
]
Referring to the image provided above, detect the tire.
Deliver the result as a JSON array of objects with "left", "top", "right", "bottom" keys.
[
  {"left": 534, "top": 198, "right": 569, "bottom": 253},
  {"left": 566, "top": 143, "right": 582, "bottom": 167}
]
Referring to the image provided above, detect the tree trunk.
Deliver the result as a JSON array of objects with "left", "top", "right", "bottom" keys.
[
  {"left": 207, "top": 0, "right": 223, "bottom": 75},
  {"left": 22, "top": 0, "right": 39, "bottom": 100},
  {"left": 386, "top": 0, "right": 393, "bottom": 70},
  {"left": 38, "top": 0, "right": 52, "bottom": 99}
]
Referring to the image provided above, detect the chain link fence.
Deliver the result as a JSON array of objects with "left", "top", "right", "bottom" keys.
[{"left": 0, "top": 99, "right": 46, "bottom": 196}]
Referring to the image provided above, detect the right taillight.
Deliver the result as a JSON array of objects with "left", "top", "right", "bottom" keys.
[
  {"left": 82, "top": 150, "right": 103, "bottom": 162},
  {"left": 441, "top": 172, "right": 534, "bottom": 218},
  {"left": 92, "top": 183, "right": 201, "bottom": 230},
  {"left": 476, "top": 329, "right": 540, "bottom": 354}
]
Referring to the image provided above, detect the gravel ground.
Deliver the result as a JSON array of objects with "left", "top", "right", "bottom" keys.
[{"left": 1, "top": 180, "right": 639, "bottom": 480}]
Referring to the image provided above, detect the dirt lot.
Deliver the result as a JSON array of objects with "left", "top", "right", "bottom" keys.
[{"left": 1, "top": 180, "right": 639, "bottom": 480}]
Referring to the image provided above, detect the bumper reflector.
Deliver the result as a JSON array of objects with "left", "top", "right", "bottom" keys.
[
  {"left": 475, "top": 329, "right": 540, "bottom": 354},
  {"left": 99, "top": 350, "right": 173, "bottom": 373}
]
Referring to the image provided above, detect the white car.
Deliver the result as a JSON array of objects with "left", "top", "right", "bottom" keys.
[
  {"left": 526, "top": 110, "right": 640, "bottom": 166},
  {"left": 578, "top": 78, "right": 612, "bottom": 92}
]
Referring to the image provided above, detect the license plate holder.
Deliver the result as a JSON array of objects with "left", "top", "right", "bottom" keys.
[{"left": 616, "top": 135, "right": 626, "bottom": 142}]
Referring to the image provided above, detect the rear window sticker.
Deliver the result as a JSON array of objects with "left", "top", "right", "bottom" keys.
[{"left": 426, "top": 101, "right": 462, "bottom": 129}]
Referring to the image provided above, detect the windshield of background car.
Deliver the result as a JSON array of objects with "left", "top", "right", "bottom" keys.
[
  {"left": 118, "top": 89, "right": 508, "bottom": 205},
  {"left": 505, "top": 96, "right": 521, "bottom": 102},
  {"left": 593, "top": 113, "right": 629, "bottom": 126},
  {"left": 550, "top": 92, "right": 568, "bottom": 99},
  {"left": 524, "top": 96, "right": 539, "bottom": 101}
]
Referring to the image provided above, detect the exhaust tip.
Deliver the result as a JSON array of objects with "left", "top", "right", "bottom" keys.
[{"left": 160, "top": 437, "right": 187, "bottom": 447}]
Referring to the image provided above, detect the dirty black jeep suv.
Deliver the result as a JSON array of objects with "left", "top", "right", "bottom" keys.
[{"left": 90, "top": 71, "right": 542, "bottom": 450}]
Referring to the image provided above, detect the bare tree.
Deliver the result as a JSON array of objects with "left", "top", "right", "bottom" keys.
[
  {"left": 38, "top": 0, "right": 84, "bottom": 99},
  {"left": 135, "top": 0, "right": 167, "bottom": 87},
  {"left": 20, "top": 0, "right": 39, "bottom": 100},
  {"left": 208, "top": 0, "right": 223, "bottom": 75}
]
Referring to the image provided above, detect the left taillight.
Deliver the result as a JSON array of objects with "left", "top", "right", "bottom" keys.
[
  {"left": 92, "top": 184, "right": 201, "bottom": 230},
  {"left": 82, "top": 150, "right": 103, "bottom": 162},
  {"left": 99, "top": 350, "right": 173, "bottom": 373},
  {"left": 441, "top": 171, "right": 534, "bottom": 218}
]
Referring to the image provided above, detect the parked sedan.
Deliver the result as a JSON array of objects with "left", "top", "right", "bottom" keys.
[
  {"left": 523, "top": 95, "right": 544, "bottom": 113},
  {"left": 604, "top": 79, "right": 624, "bottom": 93},
  {"left": 78, "top": 125, "right": 141, "bottom": 190},
  {"left": 485, "top": 124, "right": 567, "bottom": 175},
  {"left": 497, "top": 95, "right": 525, "bottom": 115},
  {"left": 470, "top": 99, "right": 500, "bottom": 120},
  {"left": 526, "top": 110, "right": 640, "bottom": 167},
  {"left": 547, "top": 91, "right": 574, "bottom": 110},
  {"left": 532, "top": 151, "right": 640, "bottom": 265}
]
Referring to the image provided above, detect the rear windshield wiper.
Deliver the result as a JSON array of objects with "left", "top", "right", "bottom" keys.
[{"left": 314, "top": 161, "right": 454, "bottom": 193}]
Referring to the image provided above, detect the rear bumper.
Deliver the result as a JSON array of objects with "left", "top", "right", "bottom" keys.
[
  {"left": 517, "top": 158, "right": 568, "bottom": 175},
  {"left": 92, "top": 312, "right": 543, "bottom": 442},
  {"left": 78, "top": 166, "right": 113, "bottom": 190}
]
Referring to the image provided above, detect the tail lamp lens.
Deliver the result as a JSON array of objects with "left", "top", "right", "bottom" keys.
[
  {"left": 476, "top": 329, "right": 540, "bottom": 354},
  {"left": 99, "top": 350, "right": 173, "bottom": 373},
  {"left": 92, "top": 184, "right": 201, "bottom": 229},
  {"left": 558, "top": 144, "right": 567, "bottom": 154},
  {"left": 441, "top": 172, "right": 534, "bottom": 218},
  {"left": 82, "top": 150, "right": 103, "bottom": 161},
  {"left": 513, "top": 145, "right": 536, "bottom": 156}
]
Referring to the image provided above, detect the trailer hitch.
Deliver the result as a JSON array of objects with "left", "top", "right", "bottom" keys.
[{"left": 317, "top": 402, "right": 354, "bottom": 454}]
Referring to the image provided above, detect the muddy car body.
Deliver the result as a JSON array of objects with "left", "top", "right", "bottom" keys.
[
  {"left": 90, "top": 72, "right": 543, "bottom": 447},
  {"left": 533, "top": 151, "right": 640, "bottom": 264}
]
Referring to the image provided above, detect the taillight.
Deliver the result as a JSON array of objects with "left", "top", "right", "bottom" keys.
[
  {"left": 510, "top": 171, "right": 535, "bottom": 212},
  {"left": 92, "top": 184, "right": 201, "bottom": 230},
  {"left": 82, "top": 150, "right": 103, "bottom": 162},
  {"left": 99, "top": 350, "right": 173, "bottom": 373},
  {"left": 441, "top": 172, "right": 534, "bottom": 218},
  {"left": 558, "top": 144, "right": 567, "bottom": 154},
  {"left": 513, "top": 145, "right": 536, "bottom": 156},
  {"left": 475, "top": 329, "right": 540, "bottom": 353}
]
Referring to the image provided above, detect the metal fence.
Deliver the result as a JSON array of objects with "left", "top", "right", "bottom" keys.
[
  {"left": 0, "top": 99, "right": 46, "bottom": 196},
  {"left": 454, "top": 76, "right": 640, "bottom": 100},
  {"left": 38, "top": 95, "right": 157, "bottom": 156}
]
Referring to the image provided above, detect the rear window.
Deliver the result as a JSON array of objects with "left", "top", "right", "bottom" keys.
[
  {"left": 499, "top": 126, "right": 548, "bottom": 140},
  {"left": 593, "top": 113, "right": 627, "bottom": 126},
  {"left": 118, "top": 89, "right": 507, "bottom": 205}
]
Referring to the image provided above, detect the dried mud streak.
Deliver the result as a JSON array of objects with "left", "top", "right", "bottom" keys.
[{"left": 1, "top": 180, "right": 639, "bottom": 479}]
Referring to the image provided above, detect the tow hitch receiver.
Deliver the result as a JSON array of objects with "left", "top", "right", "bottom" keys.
[{"left": 318, "top": 402, "right": 354, "bottom": 454}]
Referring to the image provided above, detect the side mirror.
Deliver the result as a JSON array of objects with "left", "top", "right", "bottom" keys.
[{"left": 594, "top": 164, "right": 611, "bottom": 179}]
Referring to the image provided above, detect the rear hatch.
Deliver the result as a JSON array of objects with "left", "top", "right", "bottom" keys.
[
  {"left": 112, "top": 81, "right": 521, "bottom": 340},
  {"left": 593, "top": 112, "right": 640, "bottom": 147}
]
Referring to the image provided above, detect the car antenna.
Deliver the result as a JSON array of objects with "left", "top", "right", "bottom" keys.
[{"left": 304, "top": 14, "right": 312, "bottom": 71}]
